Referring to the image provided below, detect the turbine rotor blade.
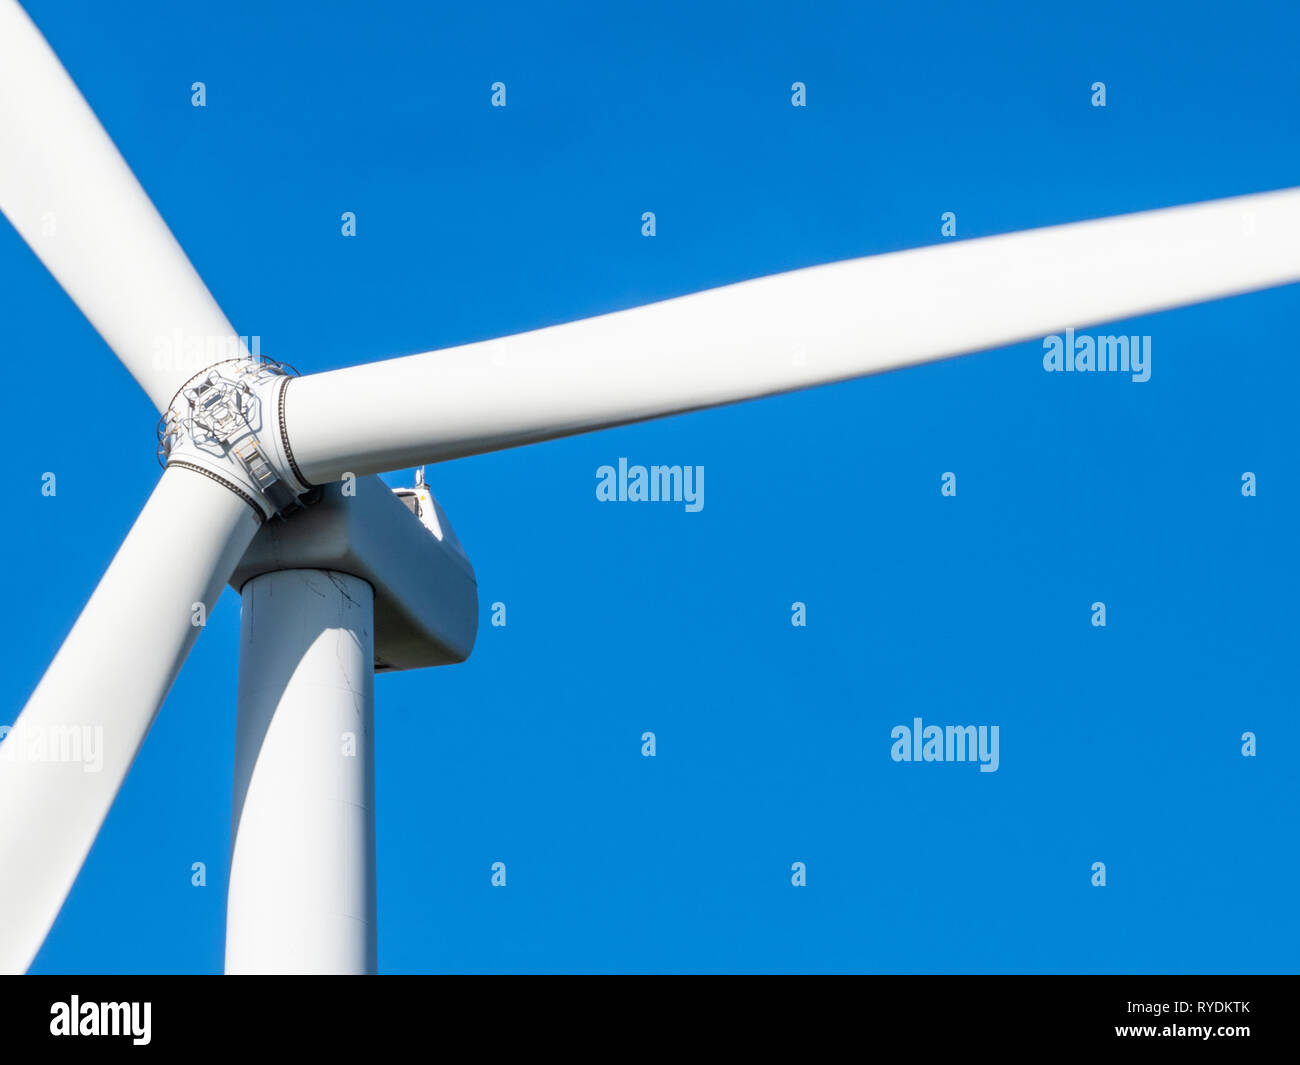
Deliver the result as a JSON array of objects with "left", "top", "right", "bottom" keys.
[
  {"left": 0, "top": 0, "right": 247, "bottom": 411},
  {"left": 0, "top": 467, "right": 261, "bottom": 974},
  {"left": 284, "top": 188, "right": 1300, "bottom": 483}
]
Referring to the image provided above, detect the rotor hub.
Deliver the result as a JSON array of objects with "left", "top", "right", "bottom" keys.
[{"left": 157, "top": 358, "right": 314, "bottom": 521}]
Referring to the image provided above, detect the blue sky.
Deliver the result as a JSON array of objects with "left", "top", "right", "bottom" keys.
[{"left": 3, "top": 0, "right": 1297, "bottom": 973}]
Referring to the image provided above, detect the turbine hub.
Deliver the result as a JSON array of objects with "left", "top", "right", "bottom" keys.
[{"left": 157, "top": 358, "right": 314, "bottom": 521}]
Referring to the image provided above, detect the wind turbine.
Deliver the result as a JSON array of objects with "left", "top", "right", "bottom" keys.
[{"left": 1, "top": 0, "right": 1297, "bottom": 975}]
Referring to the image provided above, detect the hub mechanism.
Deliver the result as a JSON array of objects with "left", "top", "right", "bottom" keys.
[{"left": 157, "top": 359, "right": 315, "bottom": 521}]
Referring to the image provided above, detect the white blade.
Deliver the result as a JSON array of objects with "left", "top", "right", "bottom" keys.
[
  {"left": 0, "top": 468, "right": 261, "bottom": 974},
  {"left": 284, "top": 188, "right": 1300, "bottom": 483},
  {"left": 0, "top": 0, "right": 248, "bottom": 411}
]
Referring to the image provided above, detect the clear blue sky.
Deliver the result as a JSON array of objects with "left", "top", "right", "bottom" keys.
[{"left": 4, "top": 0, "right": 1297, "bottom": 973}]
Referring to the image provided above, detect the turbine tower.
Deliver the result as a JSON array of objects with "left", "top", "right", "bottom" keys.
[{"left": 1, "top": 0, "right": 1297, "bottom": 974}]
